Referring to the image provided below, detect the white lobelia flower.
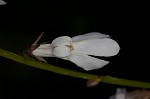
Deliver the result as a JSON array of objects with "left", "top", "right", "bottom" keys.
[{"left": 32, "top": 32, "right": 120, "bottom": 71}]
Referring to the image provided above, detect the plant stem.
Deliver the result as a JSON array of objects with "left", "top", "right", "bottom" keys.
[{"left": 0, "top": 48, "right": 150, "bottom": 89}]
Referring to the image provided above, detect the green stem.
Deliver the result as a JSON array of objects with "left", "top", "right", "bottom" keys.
[{"left": 0, "top": 48, "right": 150, "bottom": 89}]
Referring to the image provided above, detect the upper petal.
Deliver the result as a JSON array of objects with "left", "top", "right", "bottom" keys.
[
  {"left": 72, "top": 32, "right": 110, "bottom": 42},
  {"left": 63, "top": 53, "right": 109, "bottom": 71},
  {"left": 51, "top": 36, "right": 72, "bottom": 47},
  {"left": 53, "top": 46, "right": 71, "bottom": 58},
  {"left": 72, "top": 38, "right": 120, "bottom": 57}
]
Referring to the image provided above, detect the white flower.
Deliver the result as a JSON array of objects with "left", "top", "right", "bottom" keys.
[
  {"left": 0, "top": 0, "right": 6, "bottom": 5},
  {"left": 109, "top": 88, "right": 126, "bottom": 99},
  {"left": 32, "top": 32, "right": 120, "bottom": 71}
]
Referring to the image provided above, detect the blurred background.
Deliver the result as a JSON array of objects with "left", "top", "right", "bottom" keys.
[{"left": 0, "top": 0, "right": 149, "bottom": 99}]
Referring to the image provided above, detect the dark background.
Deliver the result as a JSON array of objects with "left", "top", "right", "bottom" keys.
[{"left": 0, "top": 0, "right": 149, "bottom": 99}]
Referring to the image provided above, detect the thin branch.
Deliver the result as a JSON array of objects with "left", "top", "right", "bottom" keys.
[{"left": 0, "top": 48, "right": 150, "bottom": 89}]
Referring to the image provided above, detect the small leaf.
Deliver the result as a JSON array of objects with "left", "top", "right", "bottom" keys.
[{"left": 86, "top": 77, "right": 101, "bottom": 87}]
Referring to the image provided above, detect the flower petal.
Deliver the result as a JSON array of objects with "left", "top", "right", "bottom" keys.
[
  {"left": 53, "top": 46, "right": 71, "bottom": 58},
  {"left": 0, "top": 0, "right": 6, "bottom": 5},
  {"left": 109, "top": 88, "right": 126, "bottom": 99},
  {"left": 72, "top": 32, "right": 110, "bottom": 42},
  {"left": 51, "top": 36, "right": 72, "bottom": 47},
  {"left": 32, "top": 44, "right": 53, "bottom": 57},
  {"left": 73, "top": 38, "right": 120, "bottom": 57},
  {"left": 64, "top": 53, "right": 109, "bottom": 71}
]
